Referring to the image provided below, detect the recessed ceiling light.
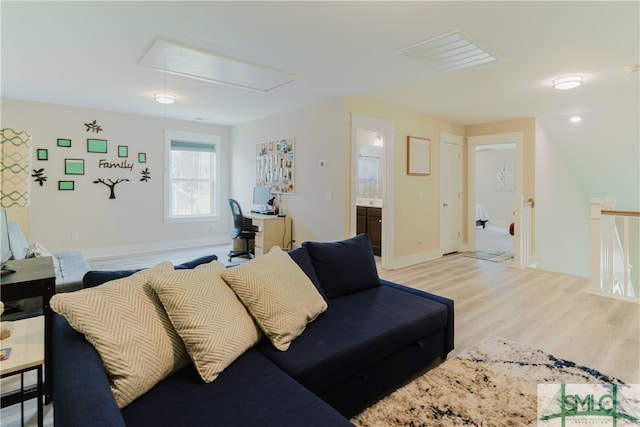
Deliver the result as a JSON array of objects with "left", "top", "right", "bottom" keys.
[
  {"left": 569, "top": 115, "right": 582, "bottom": 123},
  {"left": 154, "top": 93, "right": 175, "bottom": 104},
  {"left": 553, "top": 76, "right": 583, "bottom": 90}
]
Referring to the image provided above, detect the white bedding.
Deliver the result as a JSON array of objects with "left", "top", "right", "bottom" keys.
[{"left": 475, "top": 204, "right": 490, "bottom": 222}]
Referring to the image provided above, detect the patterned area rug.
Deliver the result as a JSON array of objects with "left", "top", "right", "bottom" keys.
[
  {"left": 351, "top": 336, "right": 626, "bottom": 427},
  {"left": 464, "top": 250, "right": 513, "bottom": 263}
]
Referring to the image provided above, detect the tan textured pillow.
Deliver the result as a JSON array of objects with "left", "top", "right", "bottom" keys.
[
  {"left": 50, "top": 261, "right": 190, "bottom": 408},
  {"left": 148, "top": 260, "right": 261, "bottom": 383},
  {"left": 221, "top": 246, "right": 328, "bottom": 351}
]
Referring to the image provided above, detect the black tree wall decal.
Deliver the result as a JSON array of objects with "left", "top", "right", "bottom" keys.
[
  {"left": 93, "top": 178, "right": 129, "bottom": 199},
  {"left": 32, "top": 168, "right": 47, "bottom": 186}
]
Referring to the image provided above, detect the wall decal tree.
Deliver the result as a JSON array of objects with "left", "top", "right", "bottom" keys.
[
  {"left": 140, "top": 167, "right": 151, "bottom": 182},
  {"left": 32, "top": 168, "right": 47, "bottom": 186},
  {"left": 84, "top": 120, "right": 103, "bottom": 133},
  {"left": 93, "top": 178, "right": 129, "bottom": 199}
]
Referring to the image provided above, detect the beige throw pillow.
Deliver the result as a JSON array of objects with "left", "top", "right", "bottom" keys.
[
  {"left": 50, "top": 261, "right": 190, "bottom": 408},
  {"left": 221, "top": 246, "right": 327, "bottom": 351},
  {"left": 148, "top": 260, "right": 262, "bottom": 383}
]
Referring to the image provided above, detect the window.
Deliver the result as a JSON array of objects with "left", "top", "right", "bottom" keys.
[{"left": 165, "top": 131, "right": 220, "bottom": 222}]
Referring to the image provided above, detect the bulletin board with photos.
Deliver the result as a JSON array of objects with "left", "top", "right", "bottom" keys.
[{"left": 256, "top": 137, "right": 294, "bottom": 194}]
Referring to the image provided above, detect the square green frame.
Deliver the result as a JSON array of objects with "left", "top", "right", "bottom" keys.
[
  {"left": 58, "top": 180, "right": 75, "bottom": 191},
  {"left": 65, "top": 158, "right": 85, "bottom": 175},
  {"left": 87, "top": 138, "right": 108, "bottom": 153},
  {"left": 118, "top": 145, "right": 129, "bottom": 158},
  {"left": 138, "top": 152, "right": 147, "bottom": 163},
  {"left": 37, "top": 149, "right": 48, "bottom": 160}
]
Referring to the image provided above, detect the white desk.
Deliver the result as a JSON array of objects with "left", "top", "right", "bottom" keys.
[
  {"left": 0, "top": 316, "right": 44, "bottom": 427},
  {"left": 245, "top": 214, "right": 292, "bottom": 256}
]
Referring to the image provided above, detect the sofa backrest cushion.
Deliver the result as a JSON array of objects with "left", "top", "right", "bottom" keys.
[
  {"left": 82, "top": 254, "right": 218, "bottom": 288},
  {"left": 287, "top": 246, "right": 327, "bottom": 300},
  {"left": 302, "top": 233, "right": 380, "bottom": 299}
]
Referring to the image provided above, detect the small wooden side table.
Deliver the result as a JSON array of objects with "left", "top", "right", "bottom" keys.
[{"left": 0, "top": 316, "right": 44, "bottom": 427}]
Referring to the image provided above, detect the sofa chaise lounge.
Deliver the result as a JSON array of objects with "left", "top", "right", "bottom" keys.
[{"left": 53, "top": 234, "right": 454, "bottom": 426}]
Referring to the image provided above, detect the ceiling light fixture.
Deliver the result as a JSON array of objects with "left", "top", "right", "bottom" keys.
[
  {"left": 552, "top": 76, "right": 583, "bottom": 90},
  {"left": 154, "top": 93, "right": 175, "bottom": 104},
  {"left": 569, "top": 116, "right": 582, "bottom": 123}
]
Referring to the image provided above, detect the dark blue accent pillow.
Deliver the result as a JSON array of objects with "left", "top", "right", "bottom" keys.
[
  {"left": 82, "top": 254, "right": 218, "bottom": 288},
  {"left": 302, "top": 234, "right": 380, "bottom": 299},
  {"left": 288, "top": 246, "right": 327, "bottom": 301}
]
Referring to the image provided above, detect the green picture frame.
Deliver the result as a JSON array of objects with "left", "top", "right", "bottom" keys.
[
  {"left": 57, "top": 138, "right": 72, "bottom": 148},
  {"left": 65, "top": 158, "right": 85, "bottom": 175},
  {"left": 138, "top": 152, "right": 147, "bottom": 163},
  {"left": 37, "top": 149, "right": 49, "bottom": 160},
  {"left": 118, "top": 145, "right": 129, "bottom": 158},
  {"left": 58, "top": 180, "right": 75, "bottom": 191},
  {"left": 87, "top": 138, "right": 108, "bottom": 153}
]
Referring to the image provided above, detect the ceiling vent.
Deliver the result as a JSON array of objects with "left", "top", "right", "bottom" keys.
[
  {"left": 139, "top": 39, "right": 302, "bottom": 93},
  {"left": 395, "top": 30, "right": 498, "bottom": 72}
]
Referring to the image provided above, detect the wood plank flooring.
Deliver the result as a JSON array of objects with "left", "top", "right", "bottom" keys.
[{"left": 377, "top": 252, "right": 640, "bottom": 383}]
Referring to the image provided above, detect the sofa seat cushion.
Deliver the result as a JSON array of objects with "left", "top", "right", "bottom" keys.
[
  {"left": 257, "top": 284, "right": 448, "bottom": 394},
  {"left": 120, "top": 349, "right": 352, "bottom": 427}
]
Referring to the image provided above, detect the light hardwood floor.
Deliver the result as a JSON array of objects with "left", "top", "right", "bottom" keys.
[{"left": 377, "top": 252, "right": 640, "bottom": 384}]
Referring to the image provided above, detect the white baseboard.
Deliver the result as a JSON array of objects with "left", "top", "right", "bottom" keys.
[
  {"left": 385, "top": 248, "right": 443, "bottom": 270},
  {"left": 83, "top": 236, "right": 230, "bottom": 261}
]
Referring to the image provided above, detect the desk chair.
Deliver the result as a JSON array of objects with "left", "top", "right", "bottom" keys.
[{"left": 228, "top": 198, "right": 256, "bottom": 261}]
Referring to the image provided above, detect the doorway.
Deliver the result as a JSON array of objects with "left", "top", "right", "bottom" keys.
[
  {"left": 351, "top": 114, "right": 395, "bottom": 269},
  {"left": 467, "top": 132, "right": 523, "bottom": 255}
]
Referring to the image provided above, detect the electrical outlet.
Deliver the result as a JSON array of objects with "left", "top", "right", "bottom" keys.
[
  {"left": 324, "top": 190, "right": 333, "bottom": 200},
  {"left": 72, "top": 232, "right": 80, "bottom": 242},
  {"left": 417, "top": 236, "right": 422, "bottom": 244}
]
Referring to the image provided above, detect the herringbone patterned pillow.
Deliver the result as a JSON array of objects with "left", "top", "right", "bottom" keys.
[
  {"left": 221, "top": 246, "right": 328, "bottom": 351},
  {"left": 51, "top": 261, "right": 190, "bottom": 408},
  {"left": 148, "top": 260, "right": 261, "bottom": 382}
]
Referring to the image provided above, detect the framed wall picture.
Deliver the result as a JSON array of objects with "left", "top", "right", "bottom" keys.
[
  {"left": 64, "top": 158, "right": 85, "bottom": 175},
  {"left": 58, "top": 180, "right": 75, "bottom": 191},
  {"left": 87, "top": 138, "right": 108, "bottom": 153},
  {"left": 118, "top": 145, "right": 128, "bottom": 157},
  {"left": 57, "top": 138, "right": 72, "bottom": 148},
  {"left": 138, "top": 153, "right": 147, "bottom": 163},
  {"left": 37, "top": 149, "right": 49, "bottom": 160},
  {"left": 407, "top": 136, "right": 431, "bottom": 176}
]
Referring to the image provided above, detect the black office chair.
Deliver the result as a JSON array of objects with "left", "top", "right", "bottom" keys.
[{"left": 228, "top": 198, "right": 256, "bottom": 261}]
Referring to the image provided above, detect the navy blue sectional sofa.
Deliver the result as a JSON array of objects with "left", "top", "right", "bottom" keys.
[{"left": 53, "top": 234, "right": 454, "bottom": 426}]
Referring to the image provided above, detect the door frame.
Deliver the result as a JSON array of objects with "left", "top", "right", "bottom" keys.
[
  {"left": 440, "top": 132, "right": 463, "bottom": 254},
  {"left": 350, "top": 114, "right": 395, "bottom": 269},
  {"left": 467, "top": 132, "right": 523, "bottom": 251}
]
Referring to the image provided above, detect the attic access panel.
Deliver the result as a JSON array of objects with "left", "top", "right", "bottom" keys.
[{"left": 139, "top": 39, "right": 301, "bottom": 92}]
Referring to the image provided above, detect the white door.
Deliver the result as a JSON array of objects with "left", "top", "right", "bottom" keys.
[{"left": 440, "top": 134, "right": 462, "bottom": 254}]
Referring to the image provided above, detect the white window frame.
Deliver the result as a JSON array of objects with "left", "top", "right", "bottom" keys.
[{"left": 164, "top": 130, "right": 221, "bottom": 223}]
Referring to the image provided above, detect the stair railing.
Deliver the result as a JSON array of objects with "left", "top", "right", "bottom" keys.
[
  {"left": 590, "top": 197, "right": 638, "bottom": 302},
  {"left": 513, "top": 195, "right": 536, "bottom": 268}
]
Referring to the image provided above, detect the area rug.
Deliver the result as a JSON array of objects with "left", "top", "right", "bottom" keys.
[
  {"left": 351, "top": 336, "right": 627, "bottom": 427},
  {"left": 464, "top": 250, "right": 513, "bottom": 263}
]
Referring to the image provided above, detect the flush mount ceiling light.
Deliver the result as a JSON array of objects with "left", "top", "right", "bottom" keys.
[
  {"left": 154, "top": 93, "right": 175, "bottom": 104},
  {"left": 569, "top": 115, "right": 582, "bottom": 123},
  {"left": 140, "top": 38, "right": 302, "bottom": 93},
  {"left": 395, "top": 30, "right": 498, "bottom": 72},
  {"left": 552, "top": 76, "right": 583, "bottom": 90}
]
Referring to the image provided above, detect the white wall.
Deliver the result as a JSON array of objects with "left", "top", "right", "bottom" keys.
[
  {"left": 535, "top": 121, "right": 590, "bottom": 277},
  {"left": 475, "top": 148, "right": 517, "bottom": 229},
  {"left": 231, "top": 98, "right": 347, "bottom": 247},
  {"left": 1, "top": 98, "right": 233, "bottom": 258}
]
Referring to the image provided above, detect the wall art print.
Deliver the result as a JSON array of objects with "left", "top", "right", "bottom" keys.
[
  {"left": 37, "top": 149, "right": 48, "bottom": 160},
  {"left": 256, "top": 137, "right": 294, "bottom": 194},
  {"left": 65, "top": 159, "right": 85, "bottom": 175},
  {"left": 57, "top": 138, "right": 71, "bottom": 148},
  {"left": 58, "top": 181, "right": 75, "bottom": 191},
  {"left": 93, "top": 178, "right": 129, "bottom": 199},
  {"left": 84, "top": 120, "right": 103, "bottom": 133}
]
